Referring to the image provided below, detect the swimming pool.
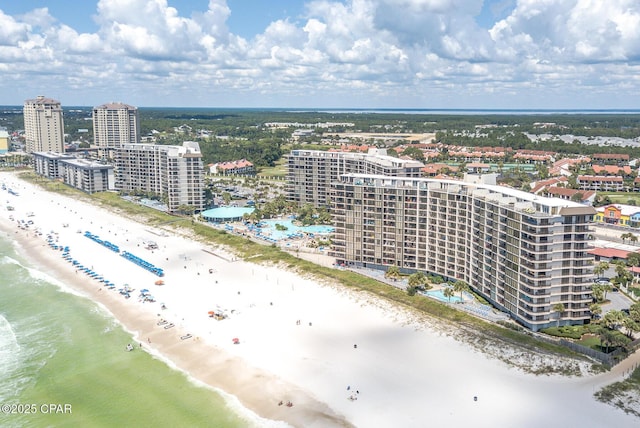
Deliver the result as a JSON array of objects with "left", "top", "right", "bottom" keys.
[
  {"left": 255, "top": 219, "right": 334, "bottom": 241},
  {"left": 424, "top": 288, "right": 463, "bottom": 304}
]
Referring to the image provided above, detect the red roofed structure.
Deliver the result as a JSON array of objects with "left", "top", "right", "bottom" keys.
[
  {"left": 588, "top": 247, "right": 630, "bottom": 261},
  {"left": 209, "top": 159, "right": 255, "bottom": 176},
  {"left": 592, "top": 165, "right": 632, "bottom": 175}
]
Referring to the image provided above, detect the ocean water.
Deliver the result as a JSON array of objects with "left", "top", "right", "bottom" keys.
[{"left": 0, "top": 231, "right": 275, "bottom": 428}]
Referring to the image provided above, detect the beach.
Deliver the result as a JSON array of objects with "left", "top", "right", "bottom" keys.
[{"left": 1, "top": 170, "right": 639, "bottom": 428}]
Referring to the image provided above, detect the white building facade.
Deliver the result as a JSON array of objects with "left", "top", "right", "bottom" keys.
[
  {"left": 115, "top": 142, "right": 204, "bottom": 213},
  {"left": 32, "top": 152, "right": 114, "bottom": 193},
  {"left": 23, "top": 96, "right": 65, "bottom": 153},
  {"left": 93, "top": 102, "right": 140, "bottom": 159},
  {"left": 286, "top": 148, "right": 424, "bottom": 208}
]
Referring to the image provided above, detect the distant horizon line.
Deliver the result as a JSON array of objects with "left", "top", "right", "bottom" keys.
[{"left": 2, "top": 105, "right": 640, "bottom": 115}]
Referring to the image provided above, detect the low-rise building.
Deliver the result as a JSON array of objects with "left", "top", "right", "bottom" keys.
[
  {"left": 32, "top": 152, "right": 114, "bottom": 193},
  {"left": 60, "top": 158, "right": 115, "bottom": 193},
  {"left": 208, "top": 159, "right": 255, "bottom": 176},
  {"left": 594, "top": 204, "right": 640, "bottom": 226},
  {"left": 33, "top": 151, "right": 76, "bottom": 179},
  {"left": 0, "top": 128, "right": 9, "bottom": 154},
  {"left": 577, "top": 175, "right": 624, "bottom": 192}
]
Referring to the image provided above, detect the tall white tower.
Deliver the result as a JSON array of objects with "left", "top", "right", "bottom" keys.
[
  {"left": 92, "top": 102, "right": 140, "bottom": 159},
  {"left": 23, "top": 96, "right": 65, "bottom": 153}
]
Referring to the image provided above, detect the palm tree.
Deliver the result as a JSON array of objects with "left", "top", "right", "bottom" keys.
[
  {"left": 627, "top": 252, "right": 640, "bottom": 267},
  {"left": 630, "top": 302, "right": 640, "bottom": 323},
  {"left": 443, "top": 287, "right": 455, "bottom": 302},
  {"left": 589, "top": 303, "right": 602, "bottom": 320},
  {"left": 610, "top": 332, "right": 630, "bottom": 352},
  {"left": 591, "top": 283, "right": 605, "bottom": 303},
  {"left": 621, "top": 232, "right": 634, "bottom": 244},
  {"left": 406, "top": 272, "right": 427, "bottom": 296},
  {"left": 552, "top": 303, "right": 565, "bottom": 327},
  {"left": 601, "top": 282, "right": 613, "bottom": 301},
  {"left": 623, "top": 317, "right": 639, "bottom": 338},
  {"left": 384, "top": 266, "right": 401, "bottom": 282},
  {"left": 408, "top": 272, "right": 428, "bottom": 290},
  {"left": 598, "top": 328, "right": 618, "bottom": 353},
  {"left": 453, "top": 280, "right": 469, "bottom": 301},
  {"left": 602, "top": 310, "right": 625, "bottom": 330},
  {"left": 614, "top": 262, "right": 633, "bottom": 289},
  {"left": 593, "top": 261, "right": 609, "bottom": 279}
]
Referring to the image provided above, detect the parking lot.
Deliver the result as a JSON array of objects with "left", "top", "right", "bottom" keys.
[{"left": 601, "top": 288, "right": 635, "bottom": 314}]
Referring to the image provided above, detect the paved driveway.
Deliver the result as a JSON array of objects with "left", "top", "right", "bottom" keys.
[{"left": 601, "top": 289, "right": 634, "bottom": 314}]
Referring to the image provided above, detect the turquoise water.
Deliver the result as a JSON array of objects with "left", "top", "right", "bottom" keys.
[
  {"left": 425, "top": 289, "right": 463, "bottom": 304},
  {"left": 0, "top": 231, "right": 268, "bottom": 428},
  {"left": 256, "top": 219, "right": 334, "bottom": 241}
]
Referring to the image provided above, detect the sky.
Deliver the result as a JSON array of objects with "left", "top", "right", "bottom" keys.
[{"left": 0, "top": 0, "right": 638, "bottom": 109}]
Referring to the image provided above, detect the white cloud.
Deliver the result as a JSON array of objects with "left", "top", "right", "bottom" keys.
[
  {"left": 0, "top": 10, "right": 32, "bottom": 46},
  {"left": 0, "top": 0, "right": 639, "bottom": 108}
]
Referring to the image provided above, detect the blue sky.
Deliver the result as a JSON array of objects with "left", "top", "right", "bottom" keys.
[
  {"left": 0, "top": 0, "right": 638, "bottom": 109},
  {"left": 0, "top": 0, "right": 306, "bottom": 38}
]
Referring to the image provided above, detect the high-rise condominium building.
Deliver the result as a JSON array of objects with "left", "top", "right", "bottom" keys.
[
  {"left": 286, "top": 148, "right": 424, "bottom": 208},
  {"left": 331, "top": 174, "right": 595, "bottom": 331},
  {"left": 23, "top": 96, "right": 65, "bottom": 153},
  {"left": 115, "top": 142, "right": 204, "bottom": 213},
  {"left": 93, "top": 102, "right": 140, "bottom": 158}
]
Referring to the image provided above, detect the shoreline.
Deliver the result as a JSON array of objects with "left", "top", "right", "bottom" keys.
[
  {"left": 2, "top": 171, "right": 639, "bottom": 427},
  {"left": 0, "top": 176, "right": 349, "bottom": 428}
]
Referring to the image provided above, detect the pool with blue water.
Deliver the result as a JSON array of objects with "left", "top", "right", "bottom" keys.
[
  {"left": 256, "top": 219, "right": 334, "bottom": 241},
  {"left": 424, "top": 288, "right": 463, "bottom": 304}
]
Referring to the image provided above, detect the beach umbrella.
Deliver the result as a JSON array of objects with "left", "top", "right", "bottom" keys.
[{"left": 140, "top": 289, "right": 149, "bottom": 293}]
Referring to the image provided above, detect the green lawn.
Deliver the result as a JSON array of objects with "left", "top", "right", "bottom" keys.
[
  {"left": 576, "top": 336, "right": 601, "bottom": 349},
  {"left": 257, "top": 158, "right": 287, "bottom": 178},
  {"left": 598, "top": 192, "right": 640, "bottom": 205}
]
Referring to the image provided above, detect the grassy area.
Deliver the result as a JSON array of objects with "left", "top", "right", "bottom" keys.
[
  {"left": 578, "top": 336, "right": 602, "bottom": 349},
  {"left": 542, "top": 324, "right": 603, "bottom": 340},
  {"left": 598, "top": 192, "right": 640, "bottom": 205},
  {"left": 595, "top": 366, "right": 640, "bottom": 417},
  {"left": 257, "top": 158, "right": 287, "bottom": 178},
  {"left": 543, "top": 323, "right": 632, "bottom": 353},
  {"left": 18, "top": 171, "right": 589, "bottom": 362}
]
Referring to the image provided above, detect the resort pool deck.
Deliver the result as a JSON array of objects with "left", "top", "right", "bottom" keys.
[
  {"left": 424, "top": 288, "right": 465, "bottom": 304},
  {"left": 250, "top": 219, "right": 334, "bottom": 242}
]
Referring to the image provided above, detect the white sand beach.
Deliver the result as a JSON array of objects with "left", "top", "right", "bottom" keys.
[{"left": 1, "top": 171, "right": 639, "bottom": 428}]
